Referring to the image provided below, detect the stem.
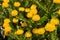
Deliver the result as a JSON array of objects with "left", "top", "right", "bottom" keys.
[
  {"left": 51, "top": 30, "right": 57, "bottom": 40},
  {"left": 33, "top": 0, "right": 49, "bottom": 13},
  {"left": 49, "top": 3, "right": 54, "bottom": 11},
  {"left": 51, "top": 32, "right": 55, "bottom": 40}
]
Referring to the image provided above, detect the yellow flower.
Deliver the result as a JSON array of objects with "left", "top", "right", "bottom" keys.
[
  {"left": 26, "top": 13, "right": 33, "bottom": 18},
  {"left": 2, "top": 2, "right": 9, "bottom": 8},
  {"left": 13, "top": 18, "right": 18, "bottom": 23},
  {"left": 19, "top": 7, "right": 25, "bottom": 12},
  {"left": 53, "top": 0, "right": 60, "bottom": 3},
  {"left": 3, "top": 0, "right": 10, "bottom": 3},
  {"left": 32, "top": 28, "right": 38, "bottom": 34},
  {"left": 30, "top": 9, "right": 37, "bottom": 15},
  {"left": 21, "top": 22, "right": 27, "bottom": 27},
  {"left": 25, "top": 32, "right": 32, "bottom": 38},
  {"left": 15, "top": 29, "right": 24, "bottom": 35},
  {"left": 14, "top": 2, "right": 21, "bottom": 7},
  {"left": 3, "top": 23, "right": 10, "bottom": 28},
  {"left": 11, "top": 10, "right": 18, "bottom": 16},
  {"left": 25, "top": 8, "right": 30, "bottom": 12},
  {"left": 57, "top": 10, "right": 60, "bottom": 15},
  {"left": 4, "top": 18, "right": 10, "bottom": 23},
  {"left": 32, "top": 14, "right": 40, "bottom": 21},
  {"left": 30, "top": 4, "right": 37, "bottom": 9},
  {"left": 45, "top": 23, "right": 56, "bottom": 32},
  {"left": 4, "top": 27, "right": 12, "bottom": 36},
  {"left": 38, "top": 28, "right": 45, "bottom": 34},
  {"left": 50, "top": 18, "right": 59, "bottom": 25}
]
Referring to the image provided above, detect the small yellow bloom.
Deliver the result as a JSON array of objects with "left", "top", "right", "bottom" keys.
[
  {"left": 13, "top": 18, "right": 18, "bottom": 23},
  {"left": 30, "top": 9, "right": 37, "bottom": 15},
  {"left": 30, "top": 4, "right": 37, "bottom": 9},
  {"left": 19, "top": 7, "right": 25, "bottom": 12},
  {"left": 45, "top": 23, "right": 56, "bottom": 32},
  {"left": 15, "top": 29, "right": 24, "bottom": 35},
  {"left": 50, "top": 18, "right": 59, "bottom": 25},
  {"left": 4, "top": 18, "right": 10, "bottom": 23},
  {"left": 4, "top": 27, "right": 12, "bottom": 36},
  {"left": 25, "top": 8, "right": 30, "bottom": 12},
  {"left": 32, "top": 14, "right": 40, "bottom": 21},
  {"left": 2, "top": 2, "right": 9, "bottom": 8},
  {"left": 11, "top": 10, "right": 18, "bottom": 16},
  {"left": 32, "top": 28, "right": 38, "bottom": 34},
  {"left": 53, "top": 0, "right": 60, "bottom": 3},
  {"left": 21, "top": 22, "right": 27, "bottom": 27},
  {"left": 14, "top": 2, "right": 21, "bottom": 7},
  {"left": 3, "top": 0, "right": 10, "bottom": 3},
  {"left": 25, "top": 32, "right": 32, "bottom": 38},
  {"left": 57, "top": 10, "right": 60, "bottom": 15},
  {"left": 27, "top": 13, "right": 33, "bottom": 18},
  {"left": 38, "top": 28, "right": 45, "bottom": 34},
  {"left": 3, "top": 23, "right": 10, "bottom": 28}
]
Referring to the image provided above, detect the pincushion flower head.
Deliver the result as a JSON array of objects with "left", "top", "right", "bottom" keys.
[
  {"left": 4, "top": 18, "right": 10, "bottom": 23},
  {"left": 53, "top": 0, "right": 60, "bottom": 3},
  {"left": 32, "top": 28, "right": 45, "bottom": 34},
  {"left": 11, "top": 10, "right": 18, "bottom": 16},
  {"left": 4, "top": 27, "right": 12, "bottom": 36},
  {"left": 27, "top": 13, "right": 33, "bottom": 18},
  {"left": 21, "top": 22, "right": 27, "bottom": 27},
  {"left": 57, "top": 9, "right": 60, "bottom": 15},
  {"left": 30, "top": 9, "right": 38, "bottom": 15},
  {"left": 30, "top": 4, "right": 37, "bottom": 9},
  {"left": 15, "top": 29, "right": 24, "bottom": 35},
  {"left": 25, "top": 32, "right": 32, "bottom": 38},
  {"left": 45, "top": 23, "right": 56, "bottom": 32},
  {"left": 50, "top": 18, "right": 59, "bottom": 25},
  {"left": 14, "top": 2, "right": 21, "bottom": 7},
  {"left": 38, "top": 28, "right": 45, "bottom": 34},
  {"left": 32, "top": 14, "right": 40, "bottom": 21},
  {"left": 3, "top": 0, "right": 10, "bottom": 3},
  {"left": 32, "top": 28, "right": 38, "bottom": 34},
  {"left": 13, "top": 18, "right": 18, "bottom": 23},
  {"left": 3, "top": 23, "right": 10, "bottom": 28},
  {"left": 19, "top": 7, "right": 25, "bottom": 12},
  {"left": 25, "top": 8, "right": 30, "bottom": 12},
  {"left": 2, "top": 2, "right": 9, "bottom": 8}
]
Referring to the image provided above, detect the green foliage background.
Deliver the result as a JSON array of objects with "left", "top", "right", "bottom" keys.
[{"left": 0, "top": 0, "right": 60, "bottom": 40}]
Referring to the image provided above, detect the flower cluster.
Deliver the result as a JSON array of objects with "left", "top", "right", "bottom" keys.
[
  {"left": 3, "top": 18, "right": 11, "bottom": 36},
  {"left": 0, "top": 0, "right": 60, "bottom": 40}
]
